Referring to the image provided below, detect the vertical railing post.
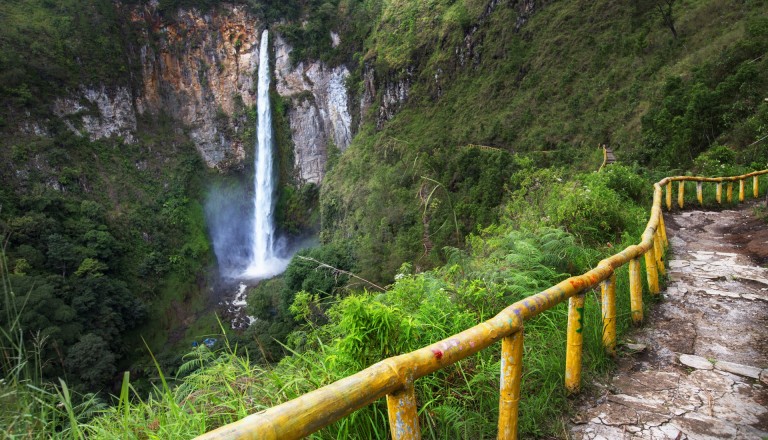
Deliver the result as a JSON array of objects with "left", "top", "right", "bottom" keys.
[
  {"left": 696, "top": 181, "right": 703, "bottom": 206},
  {"left": 653, "top": 230, "right": 665, "bottom": 276},
  {"left": 666, "top": 182, "right": 672, "bottom": 210},
  {"left": 565, "top": 293, "right": 586, "bottom": 393},
  {"left": 754, "top": 175, "right": 760, "bottom": 198},
  {"left": 716, "top": 182, "right": 722, "bottom": 204},
  {"left": 659, "top": 212, "right": 668, "bottom": 248},
  {"left": 601, "top": 274, "right": 616, "bottom": 357},
  {"left": 629, "top": 258, "right": 643, "bottom": 324},
  {"left": 727, "top": 182, "right": 733, "bottom": 203},
  {"left": 678, "top": 181, "right": 685, "bottom": 209},
  {"left": 498, "top": 330, "right": 524, "bottom": 440},
  {"left": 387, "top": 382, "right": 420, "bottom": 440},
  {"left": 644, "top": 246, "right": 660, "bottom": 294},
  {"left": 739, "top": 179, "right": 745, "bottom": 202}
]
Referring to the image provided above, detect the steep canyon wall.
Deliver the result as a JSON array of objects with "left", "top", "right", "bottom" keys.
[{"left": 50, "top": 3, "right": 360, "bottom": 184}]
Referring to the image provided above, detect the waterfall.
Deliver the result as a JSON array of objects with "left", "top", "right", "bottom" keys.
[{"left": 243, "top": 30, "right": 288, "bottom": 279}]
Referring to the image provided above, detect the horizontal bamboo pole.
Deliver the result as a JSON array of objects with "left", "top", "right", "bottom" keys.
[
  {"left": 656, "top": 170, "right": 768, "bottom": 184},
  {"left": 196, "top": 170, "right": 768, "bottom": 440}
]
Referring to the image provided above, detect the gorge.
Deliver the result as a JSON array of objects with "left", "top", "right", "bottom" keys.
[{"left": 1, "top": 1, "right": 766, "bottom": 437}]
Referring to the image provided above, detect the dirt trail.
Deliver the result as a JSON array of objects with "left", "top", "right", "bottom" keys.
[{"left": 571, "top": 202, "right": 768, "bottom": 439}]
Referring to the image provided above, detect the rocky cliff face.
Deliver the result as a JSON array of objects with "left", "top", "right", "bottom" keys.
[
  {"left": 48, "top": 3, "right": 259, "bottom": 169},
  {"left": 274, "top": 35, "right": 352, "bottom": 184},
  {"left": 129, "top": 3, "right": 260, "bottom": 168},
  {"left": 54, "top": 86, "right": 138, "bottom": 144},
  {"left": 46, "top": 3, "right": 355, "bottom": 183}
]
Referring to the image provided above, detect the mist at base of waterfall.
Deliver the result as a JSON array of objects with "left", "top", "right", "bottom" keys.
[
  {"left": 205, "top": 30, "right": 292, "bottom": 283},
  {"left": 204, "top": 177, "right": 319, "bottom": 281}
]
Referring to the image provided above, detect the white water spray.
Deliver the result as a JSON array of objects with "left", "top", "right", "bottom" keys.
[{"left": 243, "top": 30, "right": 288, "bottom": 279}]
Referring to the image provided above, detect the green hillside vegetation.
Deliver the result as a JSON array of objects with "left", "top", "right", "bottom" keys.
[
  {"left": 0, "top": 164, "right": 642, "bottom": 437},
  {"left": 0, "top": 115, "right": 212, "bottom": 389},
  {"left": 0, "top": 0, "right": 304, "bottom": 395},
  {"left": 321, "top": 0, "right": 768, "bottom": 283},
  {"left": 31, "top": 163, "right": 762, "bottom": 439}
]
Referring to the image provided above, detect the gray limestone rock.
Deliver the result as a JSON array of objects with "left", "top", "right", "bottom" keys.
[
  {"left": 714, "top": 360, "right": 761, "bottom": 379},
  {"left": 679, "top": 354, "right": 714, "bottom": 370}
]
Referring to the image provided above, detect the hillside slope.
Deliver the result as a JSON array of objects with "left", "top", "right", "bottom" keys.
[{"left": 321, "top": 0, "right": 768, "bottom": 282}]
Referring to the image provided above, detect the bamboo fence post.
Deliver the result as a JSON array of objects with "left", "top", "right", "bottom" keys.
[
  {"left": 754, "top": 175, "right": 760, "bottom": 198},
  {"left": 565, "top": 293, "right": 586, "bottom": 393},
  {"left": 739, "top": 179, "right": 745, "bottom": 202},
  {"left": 601, "top": 274, "right": 617, "bottom": 356},
  {"left": 716, "top": 182, "right": 722, "bottom": 204},
  {"left": 666, "top": 181, "right": 673, "bottom": 210},
  {"left": 727, "top": 182, "right": 733, "bottom": 203},
  {"left": 653, "top": 231, "right": 665, "bottom": 276},
  {"left": 498, "top": 330, "right": 524, "bottom": 440},
  {"left": 696, "top": 182, "right": 703, "bottom": 206},
  {"left": 678, "top": 181, "right": 685, "bottom": 209},
  {"left": 659, "top": 212, "right": 668, "bottom": 248},
  {"left": 629, "top": 258, "right": 643, "bottom": 324},
  {"left": 387, "top": 383, "right": 420, "bottom": 440}
]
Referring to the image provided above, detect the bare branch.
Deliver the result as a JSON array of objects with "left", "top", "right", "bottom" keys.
[{"left": 297, "top": 256, "right": 386, "bottom": 292}]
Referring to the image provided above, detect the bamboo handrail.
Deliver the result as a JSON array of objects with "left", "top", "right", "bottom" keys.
[{"left": 197, "top": 169, "right": 768, "bottom": 440}]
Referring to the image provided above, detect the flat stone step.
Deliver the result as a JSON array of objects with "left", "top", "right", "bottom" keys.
[{"left": 679, "top": 354, "right": 714, "bottom": 370}]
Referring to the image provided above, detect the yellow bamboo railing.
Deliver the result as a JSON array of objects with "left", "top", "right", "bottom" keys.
[{"left": 197, "top": 169, "right": 768, "bottom": 440}]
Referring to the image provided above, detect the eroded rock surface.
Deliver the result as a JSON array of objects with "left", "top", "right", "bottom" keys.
[
  {"left": 273, "top": 34, "right": 352, "bottom": 184},
  {"left": 572, "top": 204, "right": 768, "bottom": 440}
]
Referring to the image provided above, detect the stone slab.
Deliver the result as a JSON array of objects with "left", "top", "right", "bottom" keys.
[
  {"left": 714, "top": 361, "right": 761, "bottom": 379},
  {"left": 679, "top": 354, "right": 714, "bottom": 370}
]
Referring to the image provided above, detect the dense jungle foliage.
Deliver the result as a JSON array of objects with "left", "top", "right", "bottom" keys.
[
  {"left": 1, "top": 0, "right": 768, "bottom": 438},
  {"left": 320, "top": 0, "right": 768, "bottom": 284},
  {"left": 0, "top": 0, "right": 333, "bottom": 393}
]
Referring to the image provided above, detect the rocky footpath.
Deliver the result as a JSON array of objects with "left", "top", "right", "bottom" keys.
[{"left": 571, "top": 204, "right": 768, "bottom": 439}]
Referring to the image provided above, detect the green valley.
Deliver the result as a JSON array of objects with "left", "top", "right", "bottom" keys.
[{"left": 1, "top": 0, "right": 767, "bottom": 438}]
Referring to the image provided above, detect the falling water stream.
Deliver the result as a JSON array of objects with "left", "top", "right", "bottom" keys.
[
  {"left": 205, "top": 29, "right": 294, "bottom": 327},
  {"left": 242, "top": 30, "right": 289, "bottom": 279}
]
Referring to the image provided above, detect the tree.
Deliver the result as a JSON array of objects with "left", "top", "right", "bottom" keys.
[
  {"left": 657, "top": 0, "right": 677, "bottom": 39},
  {"left": 284, "top": 244, "right": 353, "bottom": 296},
  {"left": 46, "top": 234, "right": 82, "bottom": 276},
  {"left": 65, "top": 334, "right": 116, "bottom": 390}
]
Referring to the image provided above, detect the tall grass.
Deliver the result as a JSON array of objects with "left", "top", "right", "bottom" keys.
[
  {"left": 73, "top": 167, "right": 659, "bottom": 439},
  {"left": 80, "top": 221, "right": 650, "bottom": 438},
  {"left": 0, "top": 240, "right": 100, "bottom": 439}
]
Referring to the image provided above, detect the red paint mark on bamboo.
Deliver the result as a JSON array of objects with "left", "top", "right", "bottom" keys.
[{"left": 432, "top": 349, "right": 443, "bottom": 360}]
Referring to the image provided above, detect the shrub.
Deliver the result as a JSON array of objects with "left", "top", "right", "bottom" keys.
[{"left": 547, "top": 174, "right": 641, "bottom": 245}]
